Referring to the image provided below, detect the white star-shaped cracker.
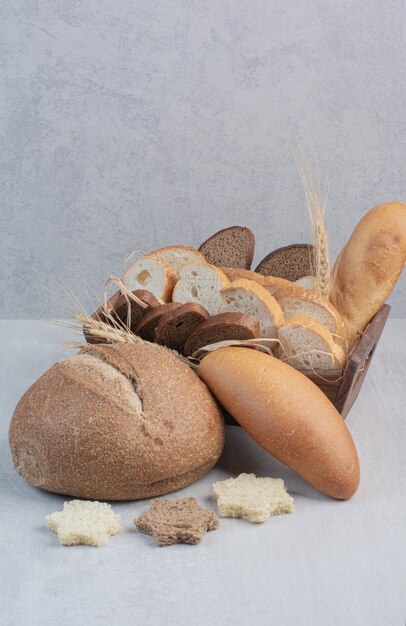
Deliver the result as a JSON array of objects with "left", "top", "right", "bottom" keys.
[
  {"left": 212, "top": 473, "right": 294, "bottom": 523},
  {"left": 46, "top": 500, "right": 122, "bottom": 547}
]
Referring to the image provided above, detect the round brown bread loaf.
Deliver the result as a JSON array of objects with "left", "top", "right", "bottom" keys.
[
  {"left": 9, "top": 343, "right": 225, "bottom": 500},
  {"left": 198, "top": 347, "right": 359, "bottom": 500},
  {"left": 184, "top": 312, "right": 260, "bottom": 357},
  {"left": 155, "top": 303, "right": 209, "bottom": 353}
]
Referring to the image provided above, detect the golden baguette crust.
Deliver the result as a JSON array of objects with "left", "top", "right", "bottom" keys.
[
  {"left": 330, "top": 201, "right": 406, "bottom": 342},
  {"left": 199, "top": 347, "right": 359, "bottom": 500},
  {"left": 9, "top": 343, "right": 224, "bottom": 501},
  {"left": 221, "top": 268, "right": 292, "bottom": 294}
]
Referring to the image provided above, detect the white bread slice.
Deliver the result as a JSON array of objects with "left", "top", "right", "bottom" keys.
[
  {"left": 147, "top": 245, "right": 206, "bottom": 276},
  {"left": 220, "top": 278, "right": 284, "bottom": 338},
  {"left": 46, "top": 500, "right": 122, "bottom": 547},
  {"left": 123, "top": 257, "right": 177, "bottom": 302},
  {"left": 172, "top": 262, "right": 230, "bottom": 315},
  {"left": 278, "top": 316, "right": 346, "bottom": 373},
  {"left": 212, "top": 473, "right": 294, "bottom": 523},
  {"left": 273, "top": 284, "right": 345, "bottom": 337}
]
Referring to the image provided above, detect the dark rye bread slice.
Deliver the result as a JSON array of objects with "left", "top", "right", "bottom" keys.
[
  {"left": 183, "top": 312, "right": 260, "bottom": 357},
  {"left": 155, "top": 303, "right": 209, "bottom": 354},
  {"left": 85, "top": 289, "right": 160, "bottom": 344},
  {"left": 199, "top": 226, "right": 255, "bottom": 270},
  {"left": 255, "top": 244, "right": 316, "bottom": 282},
  {"left": 134, "top": 302, "right": 182, "bottom": 342}
]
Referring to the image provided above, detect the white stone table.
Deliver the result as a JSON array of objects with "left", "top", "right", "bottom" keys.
[{"left": 1, "top": 320, "right": 405, "bottom": 626}]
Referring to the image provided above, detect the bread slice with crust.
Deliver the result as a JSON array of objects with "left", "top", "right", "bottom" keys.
[
  {"left": 147, "top": 246, "right": 207, "bottom": 276},
  {"left": 255, "top": 244, "right": 315, "bottom": 281},
  {"left": 278, "top": 316, "right": 346, "bottom": 373},
  {"left": 134, "top": 302, "right": 182, "bottom": 341},
  {"left": 221, "top": 268, "right": 291, "bottom": 295},
  {"left": 199, "top": 226, "right": 255, "bottom": 269},
  {"left": 155, "top": 303, "right": 209, "bottom": 354},
  {"left": 273, "top": 284, "right": 345, "bottom": 339},
  {"left": 184, "top": 312, "right": 260, "bottom": 357},
  {"left": 172, "top": 262, "right": 230, "bottom": 315},
  {"left": 220, "top": 279, "right": 284, "bottom": 338},
  {"left": 123, "top": 257, "right": 177, "bottom": 302}
]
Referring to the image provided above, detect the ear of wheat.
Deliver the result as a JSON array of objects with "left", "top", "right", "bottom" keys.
[{"left": 296, "top": 151, "right": 330, "bottom": 296}]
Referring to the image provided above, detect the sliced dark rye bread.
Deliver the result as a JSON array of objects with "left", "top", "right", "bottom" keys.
[
  {"left": 134, "top": 302, "right": 182, "bottom": 342},
  {"left": 183, "top": 312, "right": 260, "bottom": 357},
  {"left": 155, "top": 303, "right": 209, "bottom": 354},
  {"left": 198, "top": 226, "right": 255, "bottom": 270},
  {"left": 255, "top": 244, "right": 315, "bottom": 282},
  {"left": 85, "top": 289, "right": 160, "bottom": 344}
]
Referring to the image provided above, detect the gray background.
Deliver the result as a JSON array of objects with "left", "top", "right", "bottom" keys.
[{"left": 1, "top": 0, "right": 405, "bottom": 318}]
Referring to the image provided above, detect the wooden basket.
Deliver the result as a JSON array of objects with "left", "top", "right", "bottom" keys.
[{"left": 224, "top": 304, "right": 391, "bottom": 424}]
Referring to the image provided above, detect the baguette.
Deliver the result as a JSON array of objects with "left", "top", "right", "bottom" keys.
[
  {"left": 330, "top": 201, "right": 406, "bottom": 343},
  {"left": 199, "top": 347, "right": 359, "bottom": 500}
]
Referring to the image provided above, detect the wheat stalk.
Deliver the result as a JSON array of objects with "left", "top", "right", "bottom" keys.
[{"left": 296, "top": 151, "right": 330, "bottom": 296}]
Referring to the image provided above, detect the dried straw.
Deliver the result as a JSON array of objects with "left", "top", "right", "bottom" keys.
[{"left": 296, "top": 151, "right": 330, "bottom": 296}]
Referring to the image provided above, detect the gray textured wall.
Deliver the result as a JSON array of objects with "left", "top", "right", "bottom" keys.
[{"left": 1, "top": 0, "right": 405, "bottom": 318}]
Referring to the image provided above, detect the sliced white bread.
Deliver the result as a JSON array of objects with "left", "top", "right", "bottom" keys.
[
  {"left": 278, "top": 316, "right": 346, "bottom": 373},
  {"left": 123, "top": 257, "right": 177, "bottom": 303},
  {"left": 147, "top": 245, "right": 206, "bottom": 276},
  {"left": 220, "top": 278, "right": 284, "bottom": 338},
  {"left": 172, "top": 262, "right": 230, "bottom": 315},
  {"left": 272, "top": 284, "right": 345, "bottom": 338}
]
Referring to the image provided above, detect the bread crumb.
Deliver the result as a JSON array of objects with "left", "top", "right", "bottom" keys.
[
  {"left": 212, "top": 473, "right": 294, "bottom": 523},
  {"left": 46, "top": 500, "right": 122, "bottom": 547}
]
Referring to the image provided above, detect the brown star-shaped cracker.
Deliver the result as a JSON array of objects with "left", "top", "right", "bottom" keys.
[{"left": 135, "top": 497, "right": 219, "bottom": 546}]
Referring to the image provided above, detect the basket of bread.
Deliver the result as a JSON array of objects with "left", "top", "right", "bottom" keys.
[{"left": 7, "top": 198, "right": 406, "bottom": 548}]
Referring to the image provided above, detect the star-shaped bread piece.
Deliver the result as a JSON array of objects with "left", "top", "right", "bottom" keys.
[
  {"left": 135, "top": 497, "right": 219, "bottom": 546},
  {"left": 46, "top": 500, "right": 122, "bottom": 547},
  {"left": 212, "top": 473, "right": 294, "bottom": 523}
]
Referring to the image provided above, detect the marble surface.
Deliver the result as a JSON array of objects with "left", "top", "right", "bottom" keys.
[
  {"left": 1, "top": 1, "right": 406, "bottom": 318},
  {"left": 0, "top": 320, "right": 405, "bottom": 626}
]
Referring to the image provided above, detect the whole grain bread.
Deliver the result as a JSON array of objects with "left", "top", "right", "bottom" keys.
[
  {"left": 184, "top": 312, "right": 260, "bottom": 357},
  {"left": 135, "top": 497, "right": 219, "bottom": 546},
  {"left": 134, "top": 302, "right": 182, "bottom": 341},
  {"left": 9, "top": 343, "right": 225, "bottom": 500},
  {"left": 255, "top": 244, "right": 315, "bottom": 281},
  {"left": 87, "top": 290, "right": 159, "bottom": 343},
  {"left": 199, "top": 226, "right": 255, "bottom": 269},
  {"left": 155, "top": 303, "right": 209, "bottom": 354}
]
